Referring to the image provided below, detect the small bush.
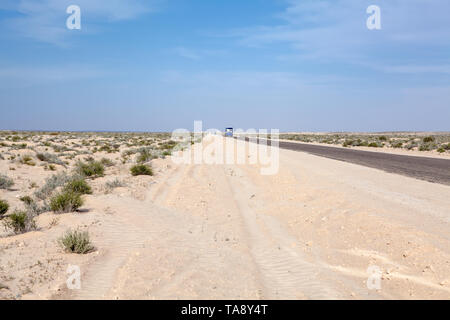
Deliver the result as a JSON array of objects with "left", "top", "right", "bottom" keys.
[
  {"left": 130, "top": 164, "right": 153, "bottom": 176},
  {"left": 20, "top": 195, "right": 33, "bottom": 205},
  {"left": 76, "top": 161, "right": 105, "bottom": 178},
  {"left": 0, "top": 175, "right": 14, "bottom": 190},
  {"left": 342, "top": 140, "right": 353, "bottom": 147},
  {"left": 104, "top": 179, "right": 126, "bottom": 193},
  {"left": 368, "top": 142, "right": 380, "bottom": 148},
  {"left": 100, "top": 158, "right": 114, "bottom": 167},
  {"left": 419, "top": 143, "right": 435, "bottom": 151},
  {"left": 25, "top": 198, "right": 49, "bottom": 216},
  {"left": 36, "top": 152, "right": 65, "bottom": 166},
  {"left": 34, "top": 172, "right": 71, "bottom": 200},
  {"left": 423, "top": 136, "right": 435, "bottom": 143},
  {"left": 64, "top": 178, "right": 92, "bottom": 195},
  {"left": 136, "top": 148, "right": 159, "bottom": 163},
  {"left": 50, "top": 191, "right": 83, "bottom": 213},
  {"left": 391, "top": 141, "right": 403, "bottom": 148},
  {"left": 3, "top": 210, "right": 36, "bottom": 234},
  {"left": 0, "top": 200, "right": 9, "bottom": 217},
  {"left": 59, "top": 229, "right": 94, "bottom": 254},
  {"left": 20, "top": 155, "right": 36, "bottom": 166}
]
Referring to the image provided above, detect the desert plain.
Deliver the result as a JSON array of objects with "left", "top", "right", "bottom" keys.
[{"left": 0, "top": 131, "right": 450, "bottom": 300}]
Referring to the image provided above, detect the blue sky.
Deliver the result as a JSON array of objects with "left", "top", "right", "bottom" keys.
[{"left": 0, "top": 0, "right": 449, "bottom": 132}]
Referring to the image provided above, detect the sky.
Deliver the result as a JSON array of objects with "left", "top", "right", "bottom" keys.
[{"left": 0, "top": 0, "right": 449, "bottom": 132}]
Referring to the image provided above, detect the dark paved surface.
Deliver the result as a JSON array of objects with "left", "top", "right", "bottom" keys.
[{"left": 239, "top": 137, "right": 450, "bottom": 186}]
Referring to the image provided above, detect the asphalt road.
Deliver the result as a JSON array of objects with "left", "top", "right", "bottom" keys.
[{"left": 240, "top": 137, "right": 450, "bottom": 186}]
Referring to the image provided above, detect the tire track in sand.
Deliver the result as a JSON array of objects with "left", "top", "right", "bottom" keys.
[{"left": 224, "top": 165, "right": 339, "bottom": 299}]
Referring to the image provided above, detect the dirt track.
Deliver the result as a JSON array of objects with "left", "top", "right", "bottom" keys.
[{"left": 243, "top": 138, "right": 450, "bottom": 185}]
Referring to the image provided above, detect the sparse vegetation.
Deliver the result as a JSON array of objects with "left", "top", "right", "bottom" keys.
[
  {"left": 58, "top": 229, "right": 94, "bottom": 254},
  {"left": 34, "top": 172, "right": 71, "bottom": 200},
  {"left": 75, "top": 160, "right": 105, "bottom": 178},
  {"left": 64, "top": 178, "right": 92, "bottom": 195},
  {"left": 280, "top": 133, "right": 450, "bottom": 153},
  {"left": 104, "top": 179, "right": 126, "bottom": 193},
  {"left": 0, "top": 199, "right": 9, "bottom": 217},
  {"left": 19, "top": 196, "right": 33, "bottom": 205},
  {"left": 36, "top": 152, "right": 66, "bottom": 167},
  {"left": 3, "top": 210, "right": 36, "bottom": 234},
  {"left": 0, "top": 175, "right": 14, "bottom": 189},
  {"left": 100, "top": 157, "right": 114, "bottom": 167},
  {"left": 130, "top": 164, "right": 153, "bottom": 176},
  {"left": 50, "top": 191, "right": 83, "bottom": 213},
  {"left": 20, "top": 155, "right": 36, "bottom": 166}
]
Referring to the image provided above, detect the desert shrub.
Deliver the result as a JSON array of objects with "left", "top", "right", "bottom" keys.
[
  {"left": 64, "top": 178, "right": 92, "bottom": 195},
  {"left": 136, "top": 148, "right": 159, "bottom": 163},
  {"left": 130, "top": 164, "right": 153, "bottom": 176},
  {"left": 50, "top": 191, "right": 83, "bottom": 213},
  {"left": 437, "top": 147, "right": 445, "bottom": 153},
  {"left": 104, "top": 179, "right": 125, "bottom": 193},
  {"left": 378, "top": 136, "right": 388, "bottom": 141},
  {"left": 423, "top": 136, "right": 435, "bottom": 143},
  {"left": 59, "top": 229, "right": 94, "bottom": 254},
  {"left": 20, "top": 155, "right": 36, "bottom": 166},
  {"left": 11, "top": 143, "right": 27, "bottom": 150},
  {"left": 368, "top": 142, "right": 381, "bottom": 148},
  {"left": 405, "top": 142, "right": 418, "bottom": 150},
  {"left": 0, "top": 175, "right": 14, "bottom": 189},
  {"left": 419, "top": 143, "right": 435, "bottom": 151},
  {"left": 0, "top": 199, "right": 9, "bottom": 217},
  {"left": 3, "top": 210, "right": 36, "bottom": 234},
  {"left": 391, "top": 141, "right": 403, "bottom": 148},
  {"left": 75, "top": 161, "right": 105, "bottom": 178},
  {"left": 342, "top": 140, "right": 354, "bottom": 147},
  {"left": 36, "top": 152, "right": 65, "bottom": 166},
  {"left": 100, "top": 158, "right": 114, "bottom": 167},
  {"left": 34, "top": 172, "right": 71, "bottom": 200},
  {"left": 25, "top": 198, "right": 49, "bottom": 216},
  {"left": 19, "top": 195, "right": 33, "bottom": 205}
]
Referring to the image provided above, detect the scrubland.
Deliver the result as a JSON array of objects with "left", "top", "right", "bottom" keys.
[
  {"left": 1, "top": 131, "right": 449, "bottom": 300},
  {"left": 280, "top": 132, "right": 450, "bottom": 156}
]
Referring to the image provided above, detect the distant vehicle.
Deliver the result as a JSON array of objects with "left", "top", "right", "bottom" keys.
[{"left": 225, "top": 128, "right": 233, "bottom": 137}]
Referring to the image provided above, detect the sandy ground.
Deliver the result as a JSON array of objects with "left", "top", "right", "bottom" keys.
[{"left": 1, "top": 138, "right": 450, "bottom": 300}]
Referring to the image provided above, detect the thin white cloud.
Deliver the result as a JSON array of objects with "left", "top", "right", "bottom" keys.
[{"left": 226, "top": 0, "right": 450, "bottom": 68}]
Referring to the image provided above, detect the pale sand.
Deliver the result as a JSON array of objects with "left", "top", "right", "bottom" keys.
[{"left": 1, "top": 138, "right": 450, "bottom": 300}]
